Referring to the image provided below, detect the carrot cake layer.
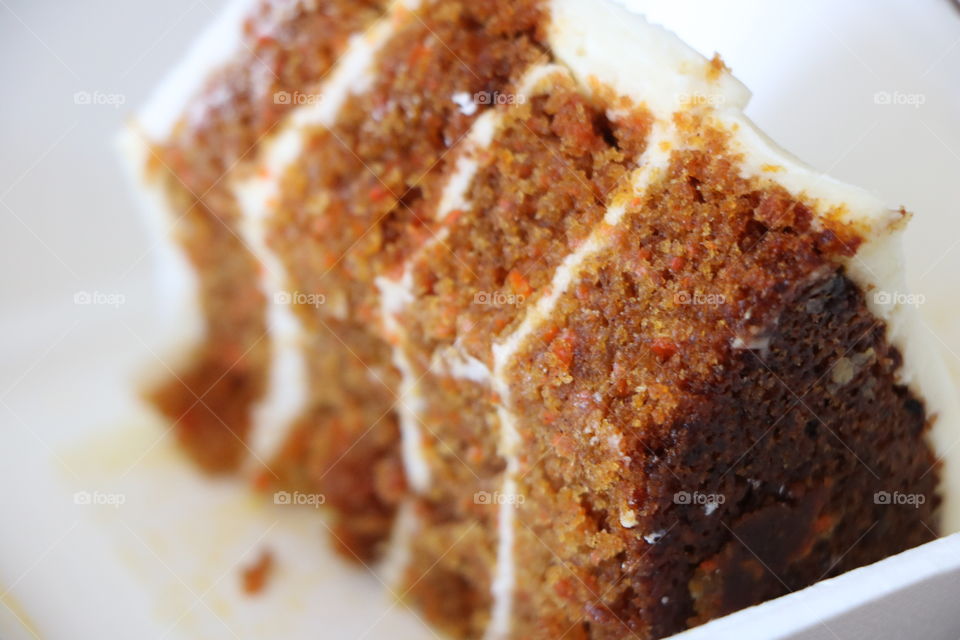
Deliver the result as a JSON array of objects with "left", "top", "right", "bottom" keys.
[{"left": 504, "top": 120, "right": 939, "bottom": 638}]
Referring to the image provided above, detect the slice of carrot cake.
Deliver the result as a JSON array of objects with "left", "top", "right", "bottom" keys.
[{"left": 121, "top": 0, "right": 960, "bottom": 638}]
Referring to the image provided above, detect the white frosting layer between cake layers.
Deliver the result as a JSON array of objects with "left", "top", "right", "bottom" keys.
[
  {"left": 379, "top": 104, "right": 505, "bottom": 492},
  {"left": 232, "top": 3, "right": 408, "bottom": 467},
  {"left": 377, "top": 271, "right": 431, "bottom": 493},
  {"left": 486, "top": 120, "right": 680, "bottom": 640},
  {"left": 378, "top": 64, "right": 573, "bottom": 495},
  {"left": 233, "top": 162, "right": 310, "bottom": 468}
]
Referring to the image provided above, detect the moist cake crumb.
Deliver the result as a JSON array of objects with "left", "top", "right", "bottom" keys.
[{"left": 241, "top": 549, "right": 274, "bottom": 596}]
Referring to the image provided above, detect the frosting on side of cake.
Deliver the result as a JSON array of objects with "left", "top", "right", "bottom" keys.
[
  {"left": 117, "top": 128, "right": 206, "bottom": 382},
  {"left": 718, "top": 111, "right": 960, "bottom": 532},
  {"left": 138, "top": 0, "right": 265, "bottom": 141},
  {"left": 849, "top": 232, "right": 960, "bottom": 533},
  {"left": 126, "top": 7, "right": 273, "bottom": 385}
]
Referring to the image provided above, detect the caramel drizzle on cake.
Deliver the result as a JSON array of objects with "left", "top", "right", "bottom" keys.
[{"left": 124, "top": 0, "right": 960, "bottom": 638}]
